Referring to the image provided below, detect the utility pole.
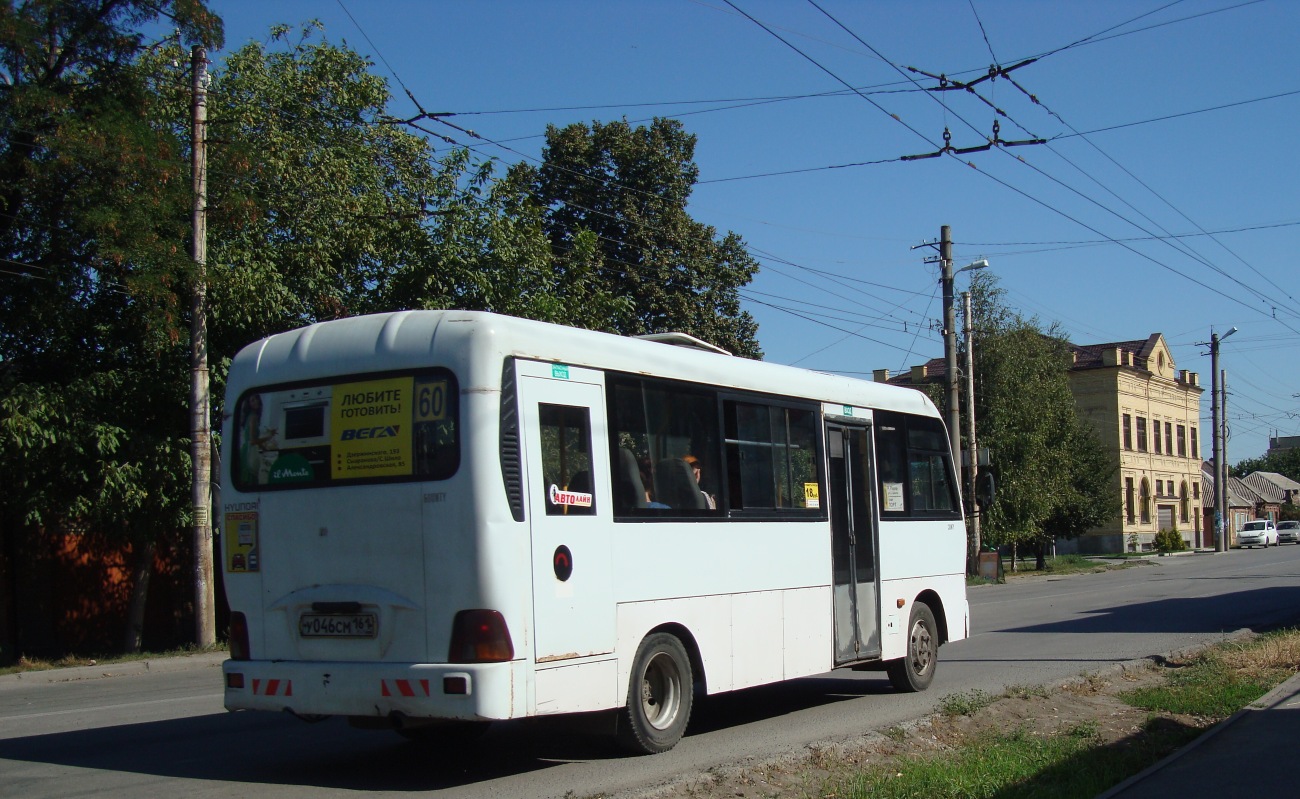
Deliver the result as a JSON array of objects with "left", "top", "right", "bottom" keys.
[
  {"left": 1204, "top": 326, "right": 1236, "bottom": 552},
  {"left": 963, "top": 291, "right": 980, "bottom": 572},
  {"left": 1211, "top": 341, "right": 1222, "bottom": 551},
  {"left": 940, "top": 225, "right": 961, "bottom": 472},
  {"left": 1220, "top": 367, "right": 1230, "bottom": 546},
  {"left": 190, "top": 45, "right": 215, "bottom": 647}
]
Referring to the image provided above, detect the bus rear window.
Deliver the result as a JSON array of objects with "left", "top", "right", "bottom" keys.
[{"left": 233, "top": 370, "right": 459, "bottom": 490}]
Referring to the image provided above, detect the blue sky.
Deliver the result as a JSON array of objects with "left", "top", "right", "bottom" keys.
[{"left": 211, "top": 1, "right": 1299, "bottom": 462}]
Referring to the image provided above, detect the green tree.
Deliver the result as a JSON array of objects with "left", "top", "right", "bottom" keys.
[
  {"left": 511, "top": 118, "right": 761, "bottom": 357},
  {"left": 967, "top": 273, "right": 1117, "bottom": 568},
  {"left": 0, "top": 1, "right": 223, "bottom": 654},
  {"left": 201, "top": 24, "right": 628, "bottom": 351},
  {"left": 1232, "top": 448, "right": 1300, "bottom": 483}
]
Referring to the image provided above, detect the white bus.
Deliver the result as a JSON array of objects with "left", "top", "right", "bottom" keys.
[{"left": 220, "top": 310, "right": 969, "bottom": 753}]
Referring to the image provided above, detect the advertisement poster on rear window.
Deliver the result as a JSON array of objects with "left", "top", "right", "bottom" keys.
[
  {"left": 330, "top": 376, "right": 414, "bottom": 480},
  {"left": 234, "top": 372, "right": 456, "bottom": 490}
]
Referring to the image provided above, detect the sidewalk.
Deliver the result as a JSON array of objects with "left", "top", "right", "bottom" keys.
[
  {"left": 1099, "top": 669, "right": 1300, "bottom": 798},
  {"left": 0, "top": 650, "right": 228, "bottom": 688}
]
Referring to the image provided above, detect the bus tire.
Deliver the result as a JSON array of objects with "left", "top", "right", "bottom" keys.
[
  {"left": 887, "top": 602, "right": 938, "bottom": 693},
  {"left": 616, "top": 632, "right": 693, "bottom": 754}
]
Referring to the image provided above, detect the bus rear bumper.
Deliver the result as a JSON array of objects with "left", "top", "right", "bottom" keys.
[{"left": 222, "top": 659, "right": 521, "bottom": 721}]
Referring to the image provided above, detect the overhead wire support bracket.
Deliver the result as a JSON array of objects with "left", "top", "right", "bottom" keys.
[{"left": 901, "top": 121, "right": 1045, "bottom": 162}]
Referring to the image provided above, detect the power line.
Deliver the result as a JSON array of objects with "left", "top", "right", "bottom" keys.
[{"left": 804, "top": 2, "right": 1299, "bottom": 331}]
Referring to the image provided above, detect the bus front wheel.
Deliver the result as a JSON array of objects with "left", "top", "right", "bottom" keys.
[
  {"left": 887, "top": 602, "right": 937, "bottom": 692},
  {"left": 616, "top": 632, "right": 694, "bottom": 754}
]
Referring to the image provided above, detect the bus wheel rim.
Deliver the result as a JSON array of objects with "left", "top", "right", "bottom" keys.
[
  {"left": 910, "top": 619, "right": 934, "bottom": 674},
  {"left": 642, "top": 652, "right": 681, "bottom": 730}
]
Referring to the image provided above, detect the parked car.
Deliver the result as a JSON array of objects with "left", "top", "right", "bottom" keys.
[
  {"left": 1278, "top": 520, "right": 1300, "bottom": 544},
  {"left": 1237, "top": 519, "right": 1277, "bottom": 548}
]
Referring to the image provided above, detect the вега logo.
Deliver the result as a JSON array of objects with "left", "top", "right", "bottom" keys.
[{"left": 340, "top": 425, "right": 400, "bottom": 441}]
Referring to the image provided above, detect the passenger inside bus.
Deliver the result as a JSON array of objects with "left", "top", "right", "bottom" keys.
[
  {"left": 682, "top": 454, "right": 717, "bottom": 509},
  {"left": 654, "top": 458, "right": 707, "bottom": 510}
]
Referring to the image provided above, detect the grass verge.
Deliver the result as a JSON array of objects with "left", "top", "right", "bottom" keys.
[
  {"left": 818, "top": 629, "right": 1299, "bottom": 799},
  {"left": 0, "top": 643, "right": 226, "bottom": 677},
  {"left": 969, "top": 553, "right": 1147, "bottom": 585}
]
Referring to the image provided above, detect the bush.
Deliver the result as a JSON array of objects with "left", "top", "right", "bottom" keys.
[{"left": 1154, "top": 528, "right": 1187, "bottom": 553}]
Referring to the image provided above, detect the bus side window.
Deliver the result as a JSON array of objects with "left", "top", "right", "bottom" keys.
[
  {"left": 907, "top": 419, "right": 956, "bottom": 513},
  {"left": 875, "top": 411, "right": 959, "bottom": 519},
  {"left": 538, "top": 404, "right": 596, "bottom": 516},
  {"left": 723, "top": 400, "right": 821, "bottom": 513}
]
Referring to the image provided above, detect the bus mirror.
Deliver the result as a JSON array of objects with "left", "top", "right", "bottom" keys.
[{"left": 976, "top": 471, "right": 995, "bottom": 511}]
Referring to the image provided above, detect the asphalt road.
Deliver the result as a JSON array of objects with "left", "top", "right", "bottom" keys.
[{"left": 3, "top": 546, "right": 1299, "bottom": 799}]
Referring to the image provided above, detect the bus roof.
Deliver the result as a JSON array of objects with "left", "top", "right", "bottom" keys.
[{"left": 229, "top": 310, "right": 941, "bottom": 420}]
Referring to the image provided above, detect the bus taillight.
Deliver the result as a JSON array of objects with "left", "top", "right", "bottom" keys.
[
  {"left": 448, "top": 610, "right": 514, "bottom": 663},
  {"left": 229, "top": 612, "right": 251, "bottom": 661}
]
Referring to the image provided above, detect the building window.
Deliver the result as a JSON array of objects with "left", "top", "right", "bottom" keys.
[
  {"left": 1123, "top": 414, "right": 1133, "bottom": 450},
  {"left": 1125, "top": 477, "right": 1136, "bottom": 525},
  {"left": 1153, "top": 420, "right": 1162, "bottom": 454},
  {"left": 1165, "top": 422, "right": 1173, "bottom": 456},
  {"left": 1191, "top": 427, "right": 1198, "bottom": 459},
  {"left": 1193, "top": 482, "right": 1200, "bottom": 500},
  {"left": 1136, "top": 417, "right": 1148, "bottom": 452},
  {"left": 1140, "top": 479, "right": 1151, "bottom": 524},
  {"left": 1180, "top": 482, "right": 1189, "bottom": 523},
  {"left": 1177, "top": 425, "right": 1187, "bottom": 457}
]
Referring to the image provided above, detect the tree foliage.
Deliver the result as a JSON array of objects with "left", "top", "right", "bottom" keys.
[
  {"left": 511, "top": 118, "right": 761, "bottom": 356},
  {"left": 0, "top": 1, "right": 222, "bottom": 538},
  {"left": 1232, "top": 448, "right": 1300, "bottom": 484},
  {"left": 0, "top": 10, "right": 768, "bottom": 654},
  {"left": 965, "top": 273, "right": 1117, "bottom": 561}
]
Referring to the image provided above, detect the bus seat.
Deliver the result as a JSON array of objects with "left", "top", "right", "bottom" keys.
[
  {"left": 615, "top": 447, "right": 648, "bottom": 509},
  {"left": 654, "top": 458, "right": 707, "bottom": 510},
  {"left": 568, "top": 470, "right": 591, "bottom": 493}
]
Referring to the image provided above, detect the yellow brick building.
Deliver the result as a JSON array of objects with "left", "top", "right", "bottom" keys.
[{"left": 1066, "top": 334, "right": 1204, "bottom": 553}]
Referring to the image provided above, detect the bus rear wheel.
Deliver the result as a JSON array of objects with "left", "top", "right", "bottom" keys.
[
  {"left": 616, "top": 632, "right": 693, "bottom": 754},
  {"left": 887, "top": 602, "right": 938, "bottom": 692}
]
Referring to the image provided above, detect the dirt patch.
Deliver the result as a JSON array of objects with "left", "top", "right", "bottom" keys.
[{"left": 631, "top": 659, "right": 1214, "bottom": 799}]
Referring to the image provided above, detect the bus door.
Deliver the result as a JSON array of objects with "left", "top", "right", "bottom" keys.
[
  {"left": 518, "top": 364, "right": 616, "bottom": 664},
  {"left": 827, "top": 423, "right": 881, "bottom": 664}
]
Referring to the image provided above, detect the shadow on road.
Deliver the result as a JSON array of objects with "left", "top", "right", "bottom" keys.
[
  {"left": 0, "top": 671, "right": 902, "bottom": 790},
  {"left": 991, "top": 586, "right": 1300, "bottom": 636}
]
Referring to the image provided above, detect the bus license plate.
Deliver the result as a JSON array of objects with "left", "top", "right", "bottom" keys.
[{"left": 299, "top": 613, "right": 377, "bottom": 638}]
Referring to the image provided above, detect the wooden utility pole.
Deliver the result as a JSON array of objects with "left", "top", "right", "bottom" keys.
[
  {"left": 190, "top": 45, "right": 215, "bottom": 646},
  {"left": 940, "top": 226, "right": 961, "bottom": 473}
]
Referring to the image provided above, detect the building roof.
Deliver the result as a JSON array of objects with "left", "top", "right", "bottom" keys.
[
  {"left": 877, "top": 356, "right": 947, "bottom": 388},
  {"left": 1228, "top": 476, "right": 1264, "bottom": 507},
  {"left": 1243, "top": 472, "right": 1300, "bottom": 504},
  {"left": 1203, "top": 463, "right": 1260, "bottom": 509},
  {"left": 1068, "top": 334, "right": 1161, "bottom": 371},
  {"left": 881, "top": 330, "right": 1200, "bottom": 391}
]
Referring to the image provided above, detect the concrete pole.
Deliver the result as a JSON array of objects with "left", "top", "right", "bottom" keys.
[
  {"left": 1210, "top": 333, "right": 1222, "bottom": 551},
  {"left": 1220, "top": 368, "right": 1230, "bottom": 546},
  {"left": 964, "top": 291, "right": 980, "bottom": 572}
]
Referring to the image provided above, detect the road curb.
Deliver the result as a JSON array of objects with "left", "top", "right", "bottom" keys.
[{"left": 0, "top": 650, "right": 228, "bottom": 688}]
